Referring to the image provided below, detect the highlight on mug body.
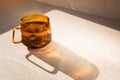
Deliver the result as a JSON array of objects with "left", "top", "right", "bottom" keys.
[{"left": 12, "top": 14, "right": 52, "bottom": 48}]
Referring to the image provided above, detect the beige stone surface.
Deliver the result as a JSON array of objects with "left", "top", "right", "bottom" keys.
[{"left": 0, "top": 10, "right": 120, "bottom": 80}]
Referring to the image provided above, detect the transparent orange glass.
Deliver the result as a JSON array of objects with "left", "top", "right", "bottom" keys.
[{"left": 12, "top": 14, "right": 51, "bottom": 48}]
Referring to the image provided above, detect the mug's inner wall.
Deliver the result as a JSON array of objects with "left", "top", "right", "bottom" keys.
[{"left": 21, "top": 14, "right": 50, "bottom": 33}]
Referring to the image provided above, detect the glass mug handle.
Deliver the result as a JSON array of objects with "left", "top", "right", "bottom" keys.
[{"left": 12, "top": 26, "right": 21, "bottom": 44}]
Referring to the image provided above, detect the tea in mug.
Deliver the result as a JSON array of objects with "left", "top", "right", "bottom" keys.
[{"left": 21, "top": 21, "right": 51, "bottom": 48}]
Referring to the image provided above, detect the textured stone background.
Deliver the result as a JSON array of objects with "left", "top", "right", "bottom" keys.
[{"left": 37, "top": 0, "right": 120, "bottom": 20}]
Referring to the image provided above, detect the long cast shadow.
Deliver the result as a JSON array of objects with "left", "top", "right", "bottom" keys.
[{"left": 25, "top": 41, "right": 99, "bottom": 80}]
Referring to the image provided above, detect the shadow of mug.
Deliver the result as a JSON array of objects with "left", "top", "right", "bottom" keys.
[{"left": 26, "top": 41, "right": 99, "bottom": 80}]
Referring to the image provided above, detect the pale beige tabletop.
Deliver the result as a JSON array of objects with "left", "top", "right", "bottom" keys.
[{"left": 0, "top": 10, "right": 120, "bottom": 80}]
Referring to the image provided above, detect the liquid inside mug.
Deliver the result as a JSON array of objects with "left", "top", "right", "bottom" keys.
[{"left": 12, "top": 14, "right": 51, "bottom": 48}]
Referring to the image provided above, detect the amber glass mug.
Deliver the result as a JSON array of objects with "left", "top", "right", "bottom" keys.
[{"left": 12, "top": 14, "right": 51, "bottom": 48}]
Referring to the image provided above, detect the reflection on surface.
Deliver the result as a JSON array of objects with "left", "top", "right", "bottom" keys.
[{"left": 26, "top": 41, "right": 99, "bottom": 80}]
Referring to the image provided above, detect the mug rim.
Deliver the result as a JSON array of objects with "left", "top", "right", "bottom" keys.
[{"left": 21, "top": 14, "right": 49, "bottom": 24}]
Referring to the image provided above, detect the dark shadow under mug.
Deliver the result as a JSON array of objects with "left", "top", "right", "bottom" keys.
[{"left": 12, "top": 14, "right": 51, "bottom": 48}]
